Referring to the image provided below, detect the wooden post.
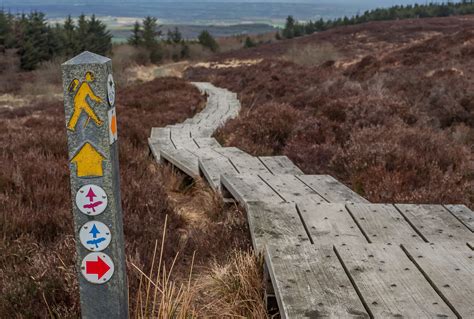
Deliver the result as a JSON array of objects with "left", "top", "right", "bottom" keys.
[{"left": 62, "top": 51, "right": 128, "bottom": 318}]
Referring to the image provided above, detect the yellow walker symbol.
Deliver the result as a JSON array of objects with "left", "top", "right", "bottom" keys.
[
  {"left": 71, "top": 142, "right": 106, "bottom": 177},
  {"left": 67, "top": 72, "right": 104, "bottom": 132}
]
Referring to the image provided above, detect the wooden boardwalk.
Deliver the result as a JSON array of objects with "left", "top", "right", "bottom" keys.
[{"left": 149, "top": 82, "right": 474, "bottom": 318}]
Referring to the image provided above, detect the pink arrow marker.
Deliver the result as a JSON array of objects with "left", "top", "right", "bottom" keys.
[{"left": 86, "top": 187, "right": 97, "bottom": 202}]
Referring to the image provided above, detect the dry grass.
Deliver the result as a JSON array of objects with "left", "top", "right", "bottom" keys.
[
  {"left": 197, "top": 250, "right": 267, "bottom": 318},
  {"left": 132, "top": 216, "right": 197, "bottom": 318},
  {"left": 132, "top": 216, "right": 266, "bottom": 318}
]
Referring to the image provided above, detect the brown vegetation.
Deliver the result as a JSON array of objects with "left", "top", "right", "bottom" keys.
[
  {"left": 186, "top": 15, "right": 474, "bottom": 207},
  {"left": 0, "top": 74, "right": 255, "bottom": 317}
]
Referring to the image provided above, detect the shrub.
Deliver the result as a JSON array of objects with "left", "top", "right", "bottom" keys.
[
  {"left": 198, "top": 30, "right": 219, "bottom": 52},
  {"left": 216, "top": 102, "right": 304, "bottom": 156}
]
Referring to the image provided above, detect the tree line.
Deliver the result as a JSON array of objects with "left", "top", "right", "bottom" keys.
[
  {"left": 280, "top": 1, "right": 474, "bottom": 39},
  {"left": 0, "top": 10, "right": 221, "bottom": 70},
  {"left": 0, "top": 11, "right": 111, "bottom": 70},
  {"left": 127, "top": 16, "right": 219, "bottom": 63}
]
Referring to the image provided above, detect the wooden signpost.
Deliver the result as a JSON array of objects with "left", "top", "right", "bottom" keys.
[{"left": 62, "top": 51, "right": 128, "bottom": 318}]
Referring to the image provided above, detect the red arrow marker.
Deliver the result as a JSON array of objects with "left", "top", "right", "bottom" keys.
[
  {"left": 86, "top": 256, "right": 110, "bottom": 279},
  {"left": 86, "top": 187, "right": 97, "bottom": 202}
]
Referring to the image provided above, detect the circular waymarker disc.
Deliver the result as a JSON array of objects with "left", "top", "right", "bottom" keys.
[
  {"left": 79, "top": 221, "right": 112, "bottom": 252},
  {"left": 76, "top": 184, "right": 108, "bottom": 216},
  {"left": 81, "top": 252, "right": 114, "bottom": 284},
  {"left": 107, "top": 74, "right": 115, "bottom": 107}
]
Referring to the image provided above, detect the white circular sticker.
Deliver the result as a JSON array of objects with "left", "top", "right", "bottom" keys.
[
  {"left": 76, "top": 184, "right": 108, "bottom": 216},
  {"left": 81, "top": 252, "right": 115, "bottom": 284},
  {"left": 79, "top": 221, "right": 112, "bottom": 252},
  {"left": 107, "top": 74, "right": 115, "bottom": 107}
]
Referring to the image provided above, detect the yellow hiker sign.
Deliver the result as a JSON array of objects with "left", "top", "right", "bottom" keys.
[
  {"left": 71, "top": 142, "right": 106, "bottom": 177},
  {"left": 67, "top": 72, "right": 104, "bottom": 132}
]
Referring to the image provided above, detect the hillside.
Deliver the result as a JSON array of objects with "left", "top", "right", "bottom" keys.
[
  {"left": 186, "top": 15, "right": 474, "bottom": 207},
  {"left": 1, "top": 13, "right": 473, "bottom": 318}
]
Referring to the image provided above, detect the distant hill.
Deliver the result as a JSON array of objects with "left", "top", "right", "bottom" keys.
[{"left": 2, "top": 0, "right": 453, "bottom": 25}]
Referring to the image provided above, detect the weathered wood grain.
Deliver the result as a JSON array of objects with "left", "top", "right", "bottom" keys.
[
  {"left": 168, "top": 125, "right": 192, "bottom": 140},
  {"left": 444, "top": 204, "right": 474, "bottom": 232},
  {"left": 171, "top": 137, "right": 199, "bottom": 150},
  {"left": 259, "top": 173, "right": 326, "bottom": 204},
  {"left": 214, "top": 147, "right": 271, "bottom": 174},
  {"left": 346, "top": 204, "right": 425, "bottom": 244},
  {"left": 160, "top": 148, "right": 199, "bottom": 177},
  {"left": 193, "top": 137, "right": 221, "bottom": 149},
  {"left": 336, "top": 244, "right": 455, "bottom": 318},
  {"left": 190, "top": 126, "right": 215, "bottom": 138},
  {"left": 259, "top": 156, "right": 304, "bottom": 175},
  {"left": 297, "top": 175, "right": 369, "bottom": 203},
  {"left": 220, "top": 173, "right": 284, "bottom": 208},
  {"left": 297, "top": 202, "right": 367, "bottom": 245},
  {"left": 148, "top": 137, "right": 175, "bottom": 163},
  {"left": 396, "top": 204, "right": 474, "bottom": 244},
  {"left": 150, "top": 127, "right": 170, "bottom": 139},
  {"left": 198, "top": 150, "right": 239, "bottom": 190},
  {"left": 266, "top": 244, "right": 369, "bottom": 319},
  {"left": 247, "top": 202, "right": 310, "bottom": 252},
  {"left": 402, "top": 243, "right": 474, "bottom": 318}
]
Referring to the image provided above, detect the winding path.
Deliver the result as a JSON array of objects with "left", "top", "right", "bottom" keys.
[{"left": 149, "top": 82, "right": 474, "bottom": 318}]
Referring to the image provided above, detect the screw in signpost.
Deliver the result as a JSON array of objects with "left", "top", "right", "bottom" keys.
[{"left": 62, "top": 51, "right": 128, "bottom": 318}]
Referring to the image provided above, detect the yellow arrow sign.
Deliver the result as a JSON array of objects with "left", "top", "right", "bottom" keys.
[{"left": 71, "top": 142, "right": 106, "bottom": 177}]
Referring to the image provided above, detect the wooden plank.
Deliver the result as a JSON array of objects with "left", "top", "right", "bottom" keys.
[
  {"left": 346, "top": 204, "right": 425, "bottom": 244},
  {"left": 297, "top": 202, "right": 367, "bottom": 245},
  {"left": 148, "top": 137, "right": 175, "bottom": 163},
  {"left": 220, "top": 173, "right": 284, "bottom": 208},
  {"left": 214, "top": 147, "right": 270, "bottom": 174},
  {"left": 297, "top": 175, "right": 369, "bottom": 203},
  {"left": 193, "top": 137, "right": 221, "bottom": 149},
  {"left": 247, "top": 202, "right": 310, "bottom": 252},
  {"left": 169, "top": 125, "right": 191, "bottom": 140},
  {"left": 335, "top": 244, "right": 455, "bottom": 318},
  {"left": 259, "top": 156, "right": 304, "bottom": 175},
  {"left": 190, "top": 126, "right": 214, "bottom": 138},
  {"left": 402, "top": 243, "right": 474, "bottom": 318},
  {"left": 258, "top": 173, "right": 326, "bottom": 204},
  {"left": 266, "top": 244, "right": 369, "bottom": 319},
  {"left": 171, "top": 137, "right": 199, "bottom": 151},
  {"left": 198, "top": 150, "right": 238, "bottom": 191},
  {"left": 160, "top": 148, "right": 199, "bottom": 177},
  {"left": 396, "top": 204, "right": 474, "bottom": 244},
  {"left": 444, "top": 205, "right": 474, "bottom": 232},
  {"left": 150, "top": 127, "right": 170, "bottom": 139}
]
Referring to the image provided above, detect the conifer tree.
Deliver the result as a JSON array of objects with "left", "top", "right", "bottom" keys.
[
  {"left": 0, "top": 10, "right": 13, "bottom": 50},
  {"left": 244, "top": 36, "right": 256, "bottom": 48},
  {"left": 167, "top": 27, "right": 182, "bottom": 44},
  {"left": 19, "top": 12, "right": 51, "bottom": 70},
  {"left": 282, "top": 16, "right": 295, "bottom": 39},
  {"left": 75, "top": 14, "right": 88, "bottom": 53},
  {"left": 198, "top": 30, "right": 218, "bottom": 52},
  {"left": 128, "top": 21, "right": 142, "bottom": 46},
  {"left": 63, "top": 15, "right": 77, "bottom": 57},
  {"left": 84, "top": 15, "right": 112, "bottom": 55},
  {"left": 141, "top": 16, "right": 162, "bottom": 63}
]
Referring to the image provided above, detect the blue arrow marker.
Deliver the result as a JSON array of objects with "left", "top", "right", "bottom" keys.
[
  {"left": 89, "top": 224, "right": 101, "bottom": 238},
  {"left": 87, "top": 237, "right": 106, "bottom": 249}
]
